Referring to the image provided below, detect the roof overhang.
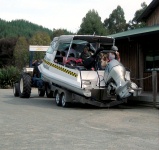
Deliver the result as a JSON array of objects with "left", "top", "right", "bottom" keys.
[
  {"left": 29, "top": 45, "right": 49, "bottom": 51},
  {"left": 109, "top": 25, "right": 159, "bottom": 40}
]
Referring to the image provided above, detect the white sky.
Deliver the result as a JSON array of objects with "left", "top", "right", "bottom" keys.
[{"left": 0, "top": 0, "right": 152, "bottom": 33}]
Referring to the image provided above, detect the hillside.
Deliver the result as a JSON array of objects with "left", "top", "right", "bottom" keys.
[{"left": 0, "top": 19, "right": 53, "bottom": 39}]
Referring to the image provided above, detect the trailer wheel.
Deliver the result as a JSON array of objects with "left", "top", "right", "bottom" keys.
[
  {"left": 38, "top": 88, "right": 45, "bottom": 97},
  {"left": 13, "top": 83, "right": 20, "bottom": 97},
  {"left": 19, "top": 73, "right": 31, "bottom": 98},
  {"left": 45, "top": 84, "right": 53, "bottom": 98},
  {"left": 61, "top": 93, "right": 69, "bottom": 107},
  {"left": 55, "top": 92, "right": 61, "bottom": 106}
]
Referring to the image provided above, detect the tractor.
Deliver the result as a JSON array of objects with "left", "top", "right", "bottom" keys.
[{"left": 13, "top": 45, "right": 49, "bottom": 98}]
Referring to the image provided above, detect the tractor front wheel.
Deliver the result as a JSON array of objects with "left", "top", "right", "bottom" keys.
[
  {"left": 19, "top": 73, "right": 31, "bottom": 98},
  {"left": 13, "top": 83, "right": 20, "bottom": 97}
]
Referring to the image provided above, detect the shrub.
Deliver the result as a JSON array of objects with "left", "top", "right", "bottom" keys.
[{"left": 0, "top": 66, "right": 20, "bottom": 88}]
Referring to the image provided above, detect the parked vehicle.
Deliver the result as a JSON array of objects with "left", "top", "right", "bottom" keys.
[{"left": 13, "top": 45, "right": 49, "bottom": 98}]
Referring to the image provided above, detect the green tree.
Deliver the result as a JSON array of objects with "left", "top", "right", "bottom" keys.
[
  {"left": 128, "top": 2, "right": 147, "bottom": 29},
  {"left": 52, "top": 29, "right": 73, "bottom": 39},
  {"left": 29, "top": 31, "right": 51, "bottom": 60},
  {"left": 0, "top": 19, "right": 52, "bottom": 39},
  {"left": 104, "top": 5, "right": 127, "bottom": 34},
  {"left": 13, "top": 36, "right": 29, "bottom": 69},
  {"left": 0, "top": 38, "right": 16, "bottom": 67},
  {"left": 78, "top": 9, "right": 107, "bottom": 35},
  {"left": 29, "top": 31, "right": 51, "bottom": 45}
]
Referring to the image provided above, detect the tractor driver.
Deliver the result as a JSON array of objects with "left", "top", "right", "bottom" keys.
[{"left": 32, "top": 59, "right": 43, "bottom": 88}]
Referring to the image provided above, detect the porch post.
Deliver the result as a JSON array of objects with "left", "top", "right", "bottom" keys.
[{"left": 152, "top": 71, "right": 157, "bottom": 108}]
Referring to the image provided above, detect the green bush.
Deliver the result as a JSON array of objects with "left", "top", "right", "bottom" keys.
[{"left": 0, "top": 66, "right": 20, "bottom": 89}]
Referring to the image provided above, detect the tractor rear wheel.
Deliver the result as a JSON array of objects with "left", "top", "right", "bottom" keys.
[{"left": 19, "top": 73, "right": 31, "bottom": 98}]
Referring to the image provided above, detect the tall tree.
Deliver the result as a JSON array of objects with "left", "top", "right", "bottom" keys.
[
  {"left": 104, "top": 5, "right": 127, "bottom": 34},
  {"left": 29, "top": 31, "right": 51, "bottom": 60},
  {"left": 13, "top": 37, "right": 29, "bottom": 69},
  {"left": 29, "top": 31, "right": 51, "bottom": 45},
  {"left": 0, "top": 38, "right": 16, "bottom": 67},
  {"left": 52, "top": 29, "right": 73, "bottom": 39},
  {"left": 128, "top": 2, "right": 147, "bottom": 29},
  {"left": 78, "top": 9, "right": 107, "bottom": 35}
]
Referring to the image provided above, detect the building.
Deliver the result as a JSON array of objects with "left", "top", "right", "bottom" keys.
[{"left": 110, "top": 0, "right": 159, "bottom": 92}]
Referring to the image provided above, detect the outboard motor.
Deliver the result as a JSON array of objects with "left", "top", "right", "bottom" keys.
[{"left": 104, "top": 59, "right": 136, "bottom": 100}]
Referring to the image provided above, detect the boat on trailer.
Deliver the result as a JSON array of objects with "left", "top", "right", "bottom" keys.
[{"left": 38, "top": 35, "right": 142, "bottom": 107}]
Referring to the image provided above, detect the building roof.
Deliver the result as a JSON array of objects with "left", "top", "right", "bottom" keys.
[
  {"left": 137, "top": 0, "right": 159, "bottom": 22},
  {"left": 110, "top": 25, "right": 159, "bottom": 39}
]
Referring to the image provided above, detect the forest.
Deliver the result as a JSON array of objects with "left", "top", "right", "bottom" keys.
[{"left": 0, "top": 19, "right": 73, "bottom": 67}]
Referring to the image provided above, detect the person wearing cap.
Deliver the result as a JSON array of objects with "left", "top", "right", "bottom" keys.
[
  {"left": 108, "top": 46, "right": 120, "bottom": 62},
  {"left": 111, "top": 45, "right": 118, "bottom": 51}
]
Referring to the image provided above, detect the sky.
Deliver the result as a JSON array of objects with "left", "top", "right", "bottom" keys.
[{"left": 1, "top": 0, "right": 152, "bottom": 33}]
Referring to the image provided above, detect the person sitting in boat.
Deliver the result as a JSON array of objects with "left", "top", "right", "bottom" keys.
[
  {"left": 80, "top": 46, "right": 91, "bottom": 63},
  {"left": 82, "top": 47, "right": 104, "bottom": 70},
  {"left": 60, "top": 51, "right": 67, "bottom": 64},
  {"left": 116, "top": 51, "right": 120, "bottom": 62},
  {"left": 108, "top": 46, "right": 119, "bottom": 61},
  {"left": 65, "top": 53, "right": 82, "bottom": 66},
  {"left": 100, "top": 53, "right": 109, "bottom": 70},
  {"left": 68, "top": 44, "right": 77, "bottom": 58}
]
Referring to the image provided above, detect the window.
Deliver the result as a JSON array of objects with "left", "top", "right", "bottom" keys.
[
  {"left": 46, "top": 41, "right": 58, "bottom": 54},
  {"left": 46, "top": 46, "right": 53, "bottom": 54},
  {"left": 145, "top": 49, "right": 159, "bottom": 71}
]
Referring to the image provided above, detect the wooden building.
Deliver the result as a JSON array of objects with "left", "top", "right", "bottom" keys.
[{"left": 110, "top": 0, "right": 159, "bottom": 92}]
